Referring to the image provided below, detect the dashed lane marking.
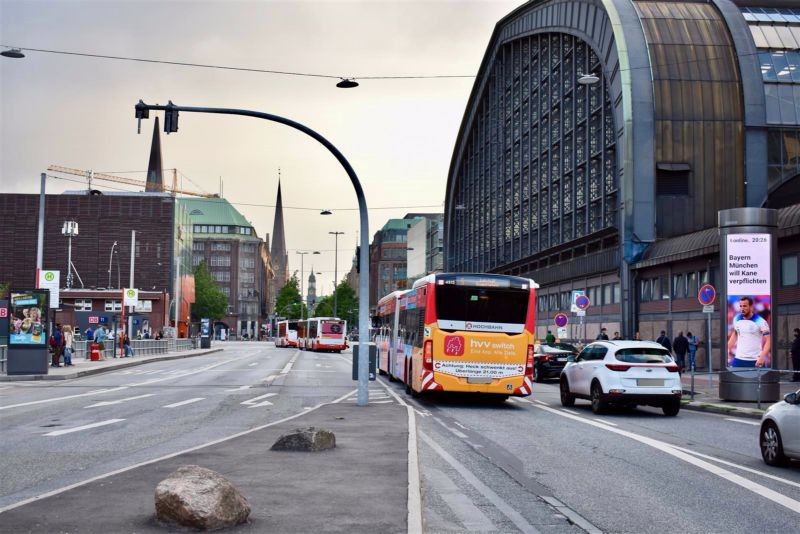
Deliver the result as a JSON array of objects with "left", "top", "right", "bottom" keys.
[
  {"left": 724, "top": 417, "right": 760, "bottom": 426},
  {"left": 163, "top": 397, "right": 205, "bottom": 408},
  {"left": 44, "top": 419, "right": 125, "bottom": 436},
  {"left": 85, "top": 393, "right": 156, "bottom": 409}
]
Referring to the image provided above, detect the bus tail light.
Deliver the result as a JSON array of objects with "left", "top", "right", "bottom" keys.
[
  {"left": 526, "top": 345, "right": 534, "bottom": 376},
  {"left": 423, "top": 340, "right": 433, "bottom": 371}
]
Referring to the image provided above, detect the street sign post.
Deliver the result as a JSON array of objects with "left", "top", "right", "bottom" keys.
[
  {"left": 698, "top": 284, "right": 716, "bottom": 374},
  {"left": 554, "top": 313, "right": 569, "bottom": 328},
  {"left": 574, "top": 295, "right": 590, "bottom": 343}
]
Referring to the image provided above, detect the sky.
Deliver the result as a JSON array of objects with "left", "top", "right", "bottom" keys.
[{"left": 0, "top": 0, "right": 523, "bottom": 296}]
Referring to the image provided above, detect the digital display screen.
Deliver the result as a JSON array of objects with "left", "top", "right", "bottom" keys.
[{"left": 9, "top": 290, "right": 49, "bottom": 346}]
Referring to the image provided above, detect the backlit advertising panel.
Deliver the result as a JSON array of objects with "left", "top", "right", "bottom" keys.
[
  {"left": 8, "top": 290, "right": 49, "bottom": 346},
  {"left": 725, "top": 234, "right": 772, "bottom": 368}
]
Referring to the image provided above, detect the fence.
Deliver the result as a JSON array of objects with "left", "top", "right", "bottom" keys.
[{"left": 72, "top": 338, "right": 198, "bottom": 360}]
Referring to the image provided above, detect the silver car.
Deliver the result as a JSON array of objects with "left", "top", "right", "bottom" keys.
[{"left": 760, "top": 389, "right": 800, "bottom": 466}]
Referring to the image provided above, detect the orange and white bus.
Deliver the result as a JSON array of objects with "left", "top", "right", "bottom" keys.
[
  {"left": 375, "top": 291, "right": 405, "bottom": 380},
  {"left": 303, "top": 317, "right": 347, "bottom": 352},
  {"left": 275, "top": 320, "right": 299, "bottom": 348},
  {"left": 388, "top": 273, "right": 538, "bottom": 401}
]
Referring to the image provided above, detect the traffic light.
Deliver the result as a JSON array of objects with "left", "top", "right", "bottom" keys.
[{"left": 164, "top": 100, "right": 179, "bottom": 134}]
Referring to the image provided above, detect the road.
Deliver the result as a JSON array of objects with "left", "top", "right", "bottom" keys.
[
  {"left": 391, "top": 378, "right": 800, "bottom": 533},
  {"left": 3, "top": 343, "right": 800, "bottom": 533},
  {"left": 0, "top": 341, "right": 363, "bottom": 509}
]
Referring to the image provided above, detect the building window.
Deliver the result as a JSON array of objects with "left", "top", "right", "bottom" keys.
[
  {"left": 212, "top": 271, "right": 231, "bottom": 282},
  {"left": 104, "top": 299, "right": 122, "bottom": 311},
  {"left": 210, "top": 255, "right": 231, "bottom": 267},
  {"left": 192, "top": 255, "right": 203, "bottom": 267},
  {"left": 672, "top": 274, "right": 685, "bottom": 299},
  {"left": 221, "top": 287, "right": 230, "bottom": 297},
  {"left": 242, "top": 258, "right": 255, "bottom": 269},
  {"left": 74, "top": 299, "right": 92, "bottom": 311},
  {"left": 781, "top": 254, "right": 798, "bottom": 286},
  {"left": 240, "top": 272, "right": 254, "bottom": 284},
  {"left": 193, "top": 242, "right": 204, "bottom": 251},
  {"left": 211, "top": 242, "right": 231, "bottom": 251}
]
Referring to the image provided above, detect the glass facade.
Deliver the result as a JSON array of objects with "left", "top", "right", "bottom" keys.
[{"left": 450, "top": 33, "right": 617, "bottom": 273}]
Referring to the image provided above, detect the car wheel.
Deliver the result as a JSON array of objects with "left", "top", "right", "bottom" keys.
[
  {"left": 761, "top": 422, "right": 788, "bottom": 466},
  {"left": 662, "top": 400, "right": 680, "bottom": 417},
  {"left": 560, "top": 378, "right": 575, "bottom": 407},
  {"left": 591, "top": 382, "right": 607, "bottom": 414},
  {"left": 534, "top": 363, "right": 545, "bottom": 383}
]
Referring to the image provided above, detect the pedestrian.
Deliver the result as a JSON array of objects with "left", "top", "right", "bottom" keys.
[
  {"left": 123, "top": 332, "right": 134, "bottom": 357},
  {"left": 545, "top": 330, "right": 556, "bottom": 344},
  {"left": 62, "top": 325, "right": 75, "bottom": 366},
  {"left": 49, "top": 324, "right": 65, "bottom": 367},
  {"left": 790, "top": 328, "right": 800, "bottom": 382},
  {"left": 94, "top": 325, "right": 107, "bottom": 353},
  {"left": 596, "top": 328, "right": 609, "bottom": 340},
  {"left": 727, "top": 296, "right": 770, "bottom": 368},
  {"left": 686, "top": 331, "right": 699, "bottom": 372},
  {"left": 84, "top": 326, "right": 93, "bottom": 341},
  {"left": 673, "top": 331, "right": 689, "bottom": 372},
  {"left": 612, "top": 331, "right": 621, "bottom": 340},
  {"left": 656, "top": 330, "right": 673, "bottom": 354},
  {"left": 633, "top": 331, "right": 642, "bottom": 341}
]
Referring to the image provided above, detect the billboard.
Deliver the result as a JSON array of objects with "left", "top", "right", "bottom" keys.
[{"left": 8, "top": 290, "right": 49, "bottom": 346}]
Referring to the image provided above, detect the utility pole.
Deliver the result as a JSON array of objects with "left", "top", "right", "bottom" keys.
[
  {"left": 329, "top": 231, "right": 344, "bottom": 317},
  {"left": 128, "top": 230, "right": 136, "bottom": 338}
]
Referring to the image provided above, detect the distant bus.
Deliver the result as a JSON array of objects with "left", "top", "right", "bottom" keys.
[
  {"left": 374, "top": 291, "right": 406, "bottom": 381},
  {"left": 275, "top": 320, "right": 299, "bottom": 348},
  {"left": 297, "top": 320, "right": 308, "bottom": 349},
  {"left": 380, "top": 273, "right": 538, "bottom": 401},
  {"left": 303, "top": 317, "right": 348, "bottom": 352}
]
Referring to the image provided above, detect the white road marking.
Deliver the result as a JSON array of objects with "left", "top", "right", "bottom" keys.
[
  {"left": 540, "top": 496, "right": 602, "bottom": 534},
  {"left": 427, "top": 467, "right": 495, "bottom": 530},
  {"left": 724, "top": 417, "right": 760, "bottom": 426},
  {"left": 0, "top": 387, "right": 128, "bottom": 411},
  {"left": 420, "top": 431, "right": 540, "bottom": 533},
  {"left": 262, "top": 374, "right": 278, "bottom": 383},
  {"left": 532, "top": 399, "right": 549, "bottom": 406},
  {"left": 372, "top": 400, "right": 394, "bottom": 404},
  {"left": 225, "top": 385, "right": 251, "bottom": 392},
  {"left": 248, "top": 362, "right": 258, "bottom": 367},
  {"left": 163, "top": 397, "right": 205, "bottom": 408},
  {"left": 453, "top": 421, "right": 468, "bottom": 430},
  {"left": 560, "top": 408, "right": 579, "bottom": 415},
  {"left": 534, "top": 404, "right": 800, "bottom": 515},
  {"left": 671, "top": 446, "right": 800, "bottom": 490},
  {"left": 241, "top": 392, "right": 277, "bottom": 408},
  {"left": 592, "top": 418, "right": 618, "bottom": 427},
  {"left": 414, "top": 409, "right": 431, "bottom": 417},
  {"left": 44, "top": 419, "right": 125, "bottom": 436},
  {"left": 85, "top": 393, "right": 156, "bottom": 408}
]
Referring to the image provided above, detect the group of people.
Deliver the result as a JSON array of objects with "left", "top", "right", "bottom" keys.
[
  {"left": 655, "top": 330, "right": 699, "bottom": 373},
  {"left": 48, "top": 323, "right": 74, "bottom": 367}
]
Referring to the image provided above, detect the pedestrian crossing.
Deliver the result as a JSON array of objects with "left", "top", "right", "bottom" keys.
[{"left": 342, "top": 388, "right": 398, "bottom": 404}]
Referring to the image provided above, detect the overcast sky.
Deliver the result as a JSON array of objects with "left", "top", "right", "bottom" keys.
[{"left": 1, "top": 0, "right": 522, "bottom": 296}]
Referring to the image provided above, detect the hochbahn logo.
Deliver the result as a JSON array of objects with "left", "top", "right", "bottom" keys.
[{"left": 444, "top": 335, "right": 465, "bottom": 356}]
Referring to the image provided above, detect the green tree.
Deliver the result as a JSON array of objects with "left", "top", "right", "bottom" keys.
[
  {"left": 313, "top": 295, "right": 334, "bottom": 317},
  {"left": 275, "top": 274, "right": 307, "bottom": 319},
  {"left": 191, "top": 261, "right": 228, "bottom": 321},
  {"left": 315, "top": 281, "right": 358, "bottom": 326}
]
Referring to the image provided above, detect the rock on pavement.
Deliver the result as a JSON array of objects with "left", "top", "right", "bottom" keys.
[{"left": 270, "top": 426, "right": 336, "bottom": 451}]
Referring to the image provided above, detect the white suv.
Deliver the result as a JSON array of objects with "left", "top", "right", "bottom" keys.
[{"left": 559, "top": 341, "right": 683, "bottom": 416}]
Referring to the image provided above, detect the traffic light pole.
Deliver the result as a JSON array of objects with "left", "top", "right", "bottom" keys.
[{"left": 134, "top": 100, "right": 372, "bottom": 406}]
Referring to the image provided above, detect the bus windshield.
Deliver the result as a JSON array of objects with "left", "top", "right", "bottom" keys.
[{"left": 435, "top": 285, "right": 529, "bottom": 332}]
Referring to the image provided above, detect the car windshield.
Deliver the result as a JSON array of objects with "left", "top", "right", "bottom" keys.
[
  {"left": 614, "top": 348, "right": 673, "bottom": 363},
  {"left": 547, "top": 342, "right": 577, "bottom": 352}
]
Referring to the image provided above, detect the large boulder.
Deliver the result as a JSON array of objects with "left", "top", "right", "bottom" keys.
[
  {"left": 270, "top": 427, "right": 336, "bottom": 452},
  {"left": 155, "top": 465, "right": 251, "bottom": 530}
]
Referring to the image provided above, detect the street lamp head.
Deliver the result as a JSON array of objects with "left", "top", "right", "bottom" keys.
[
  {"left": 578, "top": 73, "right": 600, "bottom": 85},
  {"left": 336, "top": 78, "right": 359, "bottom": 89},
  {"left": 320, "top": 209, "right": 332, "bottom": 215},
  {"left": 1, "top": 48, "right": 25, "bottom": 59}
]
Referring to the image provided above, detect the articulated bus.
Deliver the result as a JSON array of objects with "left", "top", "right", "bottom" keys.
[
  {"left": 275, "top": 320, "right": 299, "bottom": 348},
  {"left": 303, "top": 317, "right": 347, "bottom": 352},
  {"left": 375, "top": 291, "right": 405, "bottom": 379},
  {"left": 378, "top": 273, "right": 538, "bottom": 400}
]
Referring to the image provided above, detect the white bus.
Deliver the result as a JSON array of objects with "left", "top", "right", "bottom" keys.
[
  {"left": 275, "top": 320, "right": 299, "bottom": 348},
  {"left": 303, "top": 317, "right": 347, "bottom": 352}
]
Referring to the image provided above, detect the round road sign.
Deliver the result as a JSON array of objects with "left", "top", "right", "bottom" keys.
[
  {"left": 554, "top": 313, "right": 569, "bottom": 327},
  {"left": 575, "top": 295, "right": 590, "bottom": 310},
  {"left": 698, "top": 284, "right": 716, "bottom": 306}
]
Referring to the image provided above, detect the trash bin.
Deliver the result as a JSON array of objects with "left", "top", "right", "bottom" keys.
[
  {"left": 719, "top": 369, "right": 780, "bottom": 402},
  {"left": 90, "top": 343, "right": 101, "bottom": 361}
]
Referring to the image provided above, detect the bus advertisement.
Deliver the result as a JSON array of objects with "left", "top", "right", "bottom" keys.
[
  {"left": 303, "top": 317, "right": 347, "bottom": 352},
  {"left": 379, "top": 273, "right": 538, "bottom": 401}
]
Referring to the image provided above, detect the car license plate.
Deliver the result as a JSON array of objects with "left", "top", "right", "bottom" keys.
[
  {"left": 637, "top": 379, "right": 664, "bottom": 386},
  {"left": 557, "top": 357, "right": 567, "bottom": 362},
  {"left": 467, "top": 377, "right": 493, "bottom": 384}
]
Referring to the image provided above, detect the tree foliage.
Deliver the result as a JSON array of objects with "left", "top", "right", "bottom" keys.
[
  {"left": 275, "top": 274, "right": 307, "bottom": 319},
  {"left": 192, "top": 261, "right": 228, "bottom": 321},
  {"left": 314, "top": 281, "right": 358, "bottom": 326}
]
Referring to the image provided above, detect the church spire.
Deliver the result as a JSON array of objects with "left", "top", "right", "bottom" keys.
[
  {"left": 145, "top": 116, "right": 164, "bottom": 192},
  {"left": 270, "top": 169, "right": 288, "bottom": 288}
]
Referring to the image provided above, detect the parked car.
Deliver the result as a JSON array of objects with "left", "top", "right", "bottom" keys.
[
  {"left": 559, "top": 340, "right": 682, "bottom": 416},
  {"left": 759, "top": 388, "right": 800, "bottom": 466},
  {"left": 533, "top": 343, "right": 578, "bottom": 382}
]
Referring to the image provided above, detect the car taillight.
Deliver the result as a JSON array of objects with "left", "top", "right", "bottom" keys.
[
  {"left": 665, "top": 364, "right": 680, "bottom": 373},
  {"left": 540, "top": 354, "right": 551, "bottom": 362},
  {"left": 423, "top": 340, "right": 433, "bottom": 371},
  {"left": 605, "top": 363, "right": 631, "bottom": 372},
  {"left": 526, "top": 345, "right": 534, "bottom": 376}
]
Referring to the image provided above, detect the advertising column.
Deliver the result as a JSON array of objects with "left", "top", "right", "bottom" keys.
[
  {"left": 7, "top": 290, "right": 50, "bottom": 375},
  {"left": 718, "top": 208, "right": 779, "bottom": 401}
]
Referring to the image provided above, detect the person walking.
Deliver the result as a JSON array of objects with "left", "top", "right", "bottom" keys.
[
  {"left": 49, "top": 324, "right": 65, "bottom": 367},
  {"left": 62, "top": 325, "right": 75, "bottom": 366},
  {"left": 656, "top": 330, "right": 673, "bottom": 354},
  {"left": 686, "top": 331, "right": 699, "bottom": 372},
  {"left": 790, "top": 328, "right": 800, "bottom": 382},
  {"left": 545, "top": 330, "right": 556, "bottom": 344},
  {"left": 673, "top": 331, "right": 689, "bottom": 372},
  {"left": 596, "top": 328, "right": 609, "bottom": 340}
]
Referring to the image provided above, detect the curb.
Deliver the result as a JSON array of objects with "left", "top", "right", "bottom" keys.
[
  {"left": 0, "top": 348, "right": 223, "bottom": 382},
  {"left": 680, "top": 401, "right": 765, "bottom": 420}
]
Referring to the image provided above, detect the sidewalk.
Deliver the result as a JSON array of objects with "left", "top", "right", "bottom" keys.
[
  {"left": 0, "top": 347, "right": 222, "bottom": 382},
  {"left": 0, "top": 401, "right": 411, "bottom": 533},
  {"left": 680, "top": 372, "right": 800, "bottom": 419}
]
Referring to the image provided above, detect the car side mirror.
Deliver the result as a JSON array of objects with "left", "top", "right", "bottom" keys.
[
  {"left": 785, "top": 392, "right": 798, "bottom": 405},
  {"left": 567, "top": 355, "right": 576, "bottom": 362}
]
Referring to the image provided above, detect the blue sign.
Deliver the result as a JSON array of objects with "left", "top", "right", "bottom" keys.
[
  {"left": 575, "top": 295, "right": 590, "bottom": 310},
  {"left": 100, "top": 316, "right": 109, "bottom": 324},
  {"left": 698, "top": 284, "right": 716, "bottom": 306},
  {"left": 133, "top": 319, "right": 140, "bottom": 325},
  {"left": 554, "top": 313, "right": 569, "bottom": 327}
]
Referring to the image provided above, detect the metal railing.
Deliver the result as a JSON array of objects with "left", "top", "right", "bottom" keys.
[
  {"left": 0, "top": 345, "right": 6, "bottom": 374},
  {"left": 73, "top": 338, "right": 198, "bottom": 360}
]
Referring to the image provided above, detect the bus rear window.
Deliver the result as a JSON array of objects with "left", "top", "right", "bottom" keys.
[
  {"left": 322, "top": 321, "right": 343, "bottom": 335},
  {"left": 434, "top": 285, "right": 529, "bottom": 329}
]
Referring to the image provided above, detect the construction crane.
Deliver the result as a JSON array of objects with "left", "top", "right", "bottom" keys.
[{"left": 47, "top": 165, "right": 219, "bottom": 198}]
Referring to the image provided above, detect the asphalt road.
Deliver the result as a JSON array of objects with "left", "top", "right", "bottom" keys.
[
  {"left": 0, "top": 341, "right": 360, "bottom": 509},
  {"left": 390, "top": 378, "right": 800, "bottom": 534}
]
